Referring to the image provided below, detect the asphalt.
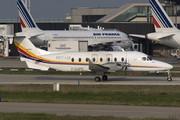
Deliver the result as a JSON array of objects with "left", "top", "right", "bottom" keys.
[
  {"left": 0, "top": 74, "right": 179, "bottom": 85},
  {"left": 0, "top": 103, "right": 180, "bottom": 118}
]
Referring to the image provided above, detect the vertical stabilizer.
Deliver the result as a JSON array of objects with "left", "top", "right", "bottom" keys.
[
  {"left": 150, "top": 0, "right": 178, "bottom": 32},
  {"left": 14, "top": 38, "right": 41, "bottom": 58},
  {"left": 14, "top": 37, "right": 49, "bottom": 70},
  {"left": 17, "top": 0, "right": 40, "bottom": 32}
]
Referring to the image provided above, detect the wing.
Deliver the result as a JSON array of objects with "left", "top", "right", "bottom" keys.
[
  {"left": 88, "top": 58, "right": 124, "bottom": 73},
  {"left": 129, "top": 34, "right": 146, "bottom": 39}
]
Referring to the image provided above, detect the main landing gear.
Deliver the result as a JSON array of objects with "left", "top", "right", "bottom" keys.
[
  {"left": 95, "top": 75, "right": 108, "bottom": 82},
  {"left": 167, "top": 70, "right": 172, "bottom": 82}
]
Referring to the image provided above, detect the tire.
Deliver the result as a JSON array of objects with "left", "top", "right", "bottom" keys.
[
  {"left": 102, "top": 75, "right": 108, "bottom": 81},
  {"left": 95, "top": 77, "right": 101, "bottom": 82},
  {"left": 167, "top": 77, "right": 172, "bottom": 82}
]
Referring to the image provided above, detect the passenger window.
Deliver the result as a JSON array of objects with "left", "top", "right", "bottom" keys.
[
  {"left": 100, "top": 58, "right": 103, "bottom": 62},
  {"left": 86, "top": 58, "right": 88, "bottom": 62},
  {"left": 114, "top": 58, "right": 117, "bottom": 62},
  {"left": 79, "top": 58, "right": 81, "bottom": 62},
  {"left": 71, "top": 58, "right": 74, "bottom": 62},
  {"left": 121, "top": 58, "right": 124, "bottom": 62},
  {"left": 107, "top": 58, "right": 110, "bottom": 62},
  {"left": 142, "top": 57, "right": 146, "bottom": 61}
]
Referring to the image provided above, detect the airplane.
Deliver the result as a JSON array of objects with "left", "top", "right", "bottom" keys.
[
  {"left": 14, "top": 36, "right": 173, "bottom": 82},
  {"left": 129, "top": 0, "right": 180, "bottom": 49},
  {"left": 15, "top": 0, "right": 132, "bottom": 51}
]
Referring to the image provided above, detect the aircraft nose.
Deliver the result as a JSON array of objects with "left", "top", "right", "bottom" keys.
[{"left": 167, "top": 64, "right": 173, "bottom": 70}]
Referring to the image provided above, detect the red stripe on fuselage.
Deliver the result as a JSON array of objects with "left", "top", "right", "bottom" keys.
[
  {"left": 153, "top": 16, "right": 161, "bottom": 28},
  {"left": 20, "top": 17, "right": 26, "bottom": 28}
]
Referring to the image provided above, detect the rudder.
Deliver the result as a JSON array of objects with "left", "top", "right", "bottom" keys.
[
  {"left": 17, "top": 0, "right": 40, "bottom": 32},
  {"left": 150, "top": 0, "right": 178, "bottom": 32}
]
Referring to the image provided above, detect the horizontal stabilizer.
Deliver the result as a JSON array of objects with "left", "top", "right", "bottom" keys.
[
  {"left": 21, "top": 57, "right": 49, "bottom": 70},
  {"left": 0, "top": 34, "right": 14, "bottom": 38},
  {"left": 158, "top": 34, "right": 175, "bottom": 39},
  {"left": 129, "top": 34, "right": 146, "bottom": 39},
  {"left": 0, "top": 34, "right": 14, "bottom": 44},
  {"left": 37, "top": 48, "right": 51, "bottom": 55}
]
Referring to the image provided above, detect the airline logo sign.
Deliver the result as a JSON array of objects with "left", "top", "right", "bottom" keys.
[
  {"left": 56, "top": 44, "right": 71, "bottom": 50},
  {"left": 17, "top": 0, "right": 36, "bottom": 28},
  {"left": 150, "top": 0, "right": 173, "bottom": 28},
  {"left": 93, "top": 33, "right": 120, "bottom": 36}
]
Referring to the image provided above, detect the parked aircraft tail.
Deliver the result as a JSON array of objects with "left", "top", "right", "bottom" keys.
[
  {"left": 150, "top": 0, "right": 178, "bottom": 32},
  {"left": 17, "top": 0, "right": 40, "bottom": 32}
]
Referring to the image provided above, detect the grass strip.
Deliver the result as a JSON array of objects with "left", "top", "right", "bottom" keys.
[
  {"left": 0, "top": 113, "right": 177, "bottom": 120},
  {"left": 1, "top": 85, "right": 180, "bottom": 107}
]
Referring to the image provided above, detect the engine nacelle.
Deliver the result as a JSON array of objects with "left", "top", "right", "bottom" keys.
[{"left": 107, "top": 46, "right": 123, "bottom": 51}]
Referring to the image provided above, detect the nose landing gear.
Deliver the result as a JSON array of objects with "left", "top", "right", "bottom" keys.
[{"left": 167, "top": 70, "right": 172, "bottom": 82}]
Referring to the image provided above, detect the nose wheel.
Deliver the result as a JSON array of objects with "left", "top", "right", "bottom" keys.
[{"left": 167, "top": 77, "right": 172, "bottom": 82}]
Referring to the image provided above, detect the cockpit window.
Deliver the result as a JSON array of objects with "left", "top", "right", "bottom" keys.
[
  {"left": 142, "top": 57, "right": 146, "bottom": 61},
  {"left": 147, "top": 56, "right": 152, "bottom": 61}
]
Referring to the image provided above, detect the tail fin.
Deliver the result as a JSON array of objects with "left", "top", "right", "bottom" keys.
[
  {"left": 150, "top": 0, "right": 178, "bottom": 32},
  {"left": 14, "top": 37, "right": 41, "bottom": 59},
  {"left": 17, "top": 0, "right": 40, "bottom": 32},
  {"left": 14, "top": 37, "right": 49, "bottom": 70}
]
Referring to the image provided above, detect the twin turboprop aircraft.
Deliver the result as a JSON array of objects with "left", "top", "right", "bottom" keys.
[
  {"left": 16, "top": 0, "right": 132, "bottom": 51},
  {"left": 4, "top": 0, "right": 173, "bottom": 82},
  {"left": 130, "top": 0, "right": 180, "bottom": 49},
  {"left": 14, "top": 37, "right": 173, "bottom": 82}
]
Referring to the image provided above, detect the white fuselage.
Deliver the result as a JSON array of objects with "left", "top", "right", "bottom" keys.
[
  {"left": 25, "top": 51, "right": 172, "bottom": 72},
  {"left": 16, "top": 30, "right": 132, "bottom": 49},
  {"left": 147, "top": 30, "right": 180, "bottom": 48}
]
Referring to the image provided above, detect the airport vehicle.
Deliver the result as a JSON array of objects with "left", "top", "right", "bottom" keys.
[
  {"left": 129, "top": 0, "right": 180, "bottom": 49},
  {"left": 14, "top": 37, "right": 173, "bottom": 82},
  {"left": 16, "top": 0, "right": 132, "bottom": 51}
]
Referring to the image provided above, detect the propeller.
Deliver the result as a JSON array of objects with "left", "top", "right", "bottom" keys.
[{"left": 124, "top": 58, "right": 130, "bottom": 76}]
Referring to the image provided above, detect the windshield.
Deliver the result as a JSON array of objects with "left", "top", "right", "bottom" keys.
[
  {"left": 142, "top": 56, "right": 152, "bottom": 61},
  {"left": 147, "top": 56, "right": 152, "bottom": 61},
  {"left": 142, "top": 57, "right": 146, "bottom": 61}
]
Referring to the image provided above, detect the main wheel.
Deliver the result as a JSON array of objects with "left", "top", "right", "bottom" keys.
[
  {"left": 95, "top": 77, "right": 101, "bottom": 82},
  {"left": 167, "top": 77, "right": 172, "bottom": 82},
  {"left": 102, "top": 75, "right": 108, "bottom": 81}
]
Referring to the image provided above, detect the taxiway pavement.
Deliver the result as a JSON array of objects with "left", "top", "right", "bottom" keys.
[
  {"left": 0, "top": 74, "right": 180, "bottom": 85},
  {"left": 0, "top": 102, "right": 180, "bottom": 118}
]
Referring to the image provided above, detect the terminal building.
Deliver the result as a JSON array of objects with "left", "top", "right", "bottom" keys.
[{"left": 0, "top": 0, "right": 180, "bottom": 57}]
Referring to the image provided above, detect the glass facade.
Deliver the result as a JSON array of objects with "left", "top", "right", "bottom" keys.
[
  {"left": 109, "top": 5, "right": 178, "bottom": 22},
  {"left": 110, "top": 6, "right": 149, "bottom": 22},
  {"left": 82, "top": 15, "right": 105, "bottom": 23}
]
